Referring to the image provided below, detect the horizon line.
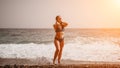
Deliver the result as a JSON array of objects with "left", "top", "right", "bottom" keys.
[{"left": 0, "top": 27, "right": 120, "bottom": 29}]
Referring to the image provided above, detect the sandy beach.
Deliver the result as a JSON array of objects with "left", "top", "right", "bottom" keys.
[
  {"left": 1, "top": 64, "right": 120, "bottom": 68},
  {"left": 1, "top": 58, "right": 120, "bottom": 68}
]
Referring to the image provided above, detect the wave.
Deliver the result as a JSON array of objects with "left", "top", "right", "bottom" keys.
[{"left": 0, "top": 40, "right": 120, "bottom": 62}]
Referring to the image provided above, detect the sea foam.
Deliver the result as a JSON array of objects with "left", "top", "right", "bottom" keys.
[{"left": 0, "top": 39, "right": 120, "bottom": 62}]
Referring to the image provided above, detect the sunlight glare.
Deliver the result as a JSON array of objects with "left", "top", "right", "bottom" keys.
[{"left": 115, "top": 0, "right": 120, "bottom": 8}]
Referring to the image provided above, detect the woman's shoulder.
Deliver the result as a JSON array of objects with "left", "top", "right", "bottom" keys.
[
  {"left": 53, "top": 24, "right": 58, "bottom": 28},
  {"left": 53, "top": 23, "right": 60, "bottom": 26},
  {"left": 53, "top": 24, "right": 57, "bottom": 26}
]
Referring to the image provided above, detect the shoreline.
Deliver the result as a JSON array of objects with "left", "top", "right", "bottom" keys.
[
  {"left": 1, "top": 58, "right": 120, "bottom": 67},
  {"left": 1, "top": 63, "right": 120, "bottom": 68}
]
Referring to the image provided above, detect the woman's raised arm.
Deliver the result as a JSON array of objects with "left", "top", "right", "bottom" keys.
[{"left": 62, "top": 22, "right": 68, "bottom": 27}]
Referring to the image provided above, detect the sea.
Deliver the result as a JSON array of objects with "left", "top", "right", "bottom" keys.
[{"left": 0, "top": 28, "right": 120, "bottom": 63}]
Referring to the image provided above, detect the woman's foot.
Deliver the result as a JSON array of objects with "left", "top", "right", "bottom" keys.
[
  {"left": 53, "top": 60, "right": 57, "bottom": 65},
  {"left": 58, "top": 60, "right": 60, "bottom": 64},
  {"left": 53, "top": 60, "right": 55, "bottom": 64}
]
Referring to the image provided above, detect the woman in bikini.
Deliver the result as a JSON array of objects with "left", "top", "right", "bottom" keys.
[{"left": 53, "top": 16, "right": 68, "bottom": 64}]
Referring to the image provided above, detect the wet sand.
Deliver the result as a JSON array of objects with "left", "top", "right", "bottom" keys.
[
  {"left": 1, "top": 64, "right": 120, "bottom": 68},
  {"left": 1, "top": 58, "right": 120, "bottom": 68}
]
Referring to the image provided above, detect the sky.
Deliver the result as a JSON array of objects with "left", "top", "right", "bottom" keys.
[{"left": 0, "top": 0, "right": 120, "bottom": 28}]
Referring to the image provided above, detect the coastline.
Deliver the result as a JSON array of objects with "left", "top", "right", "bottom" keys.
[
  {"left": 1, "top": 64, "right": 120, "bottom": 68},
  {"left": 1, "top": 58, "right": 120, "bottom": 68}
]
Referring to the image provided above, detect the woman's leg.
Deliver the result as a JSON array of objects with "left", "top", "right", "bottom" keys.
[
  {"left": 58, "top": 40, "right": 64, "bottom": 64},
  {"left": 53, "top": 39, "right": 59, "bottom": 64}
]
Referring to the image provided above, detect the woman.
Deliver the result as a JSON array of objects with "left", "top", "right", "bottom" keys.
[{"left": 53, "top": 16, "right": 68, "bottom": 64}]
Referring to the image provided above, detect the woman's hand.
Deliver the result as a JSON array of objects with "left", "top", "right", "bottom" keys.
[{"left": 62, "top": 22, "right": 68, "bottom": 27}]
